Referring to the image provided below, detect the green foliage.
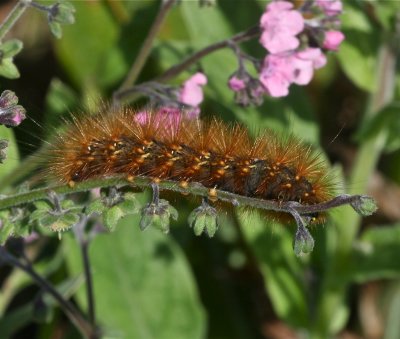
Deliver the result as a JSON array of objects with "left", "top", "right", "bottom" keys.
[
  {"left": 338, "top": 3, "right": 380, "bottom": 92},
  {"left": 64, "top": 216, "right": 206, "bottom": 339},
  {"left": 0, "top": 39, "right": 23, "bottom": 79},
  {"left": 188, "top": 200, "right": 218, "bottom": 237},
  {"left": 29, "top": 199, "right": 82, "bottom": 233},
  {"left": 140, "top": 199, "right": 178, "bottom": 234},
  {"left": 86, "top": 192, "right": 141, "bottom": 231},
  {"left": 1, "top": 1, "right": 400, "bottom": 338},
  {"left": 347, "top": 225, "right": 400, "bottom": 282},
  {"left": 356, "top": 103, "right": 400, "bottom": 153}
]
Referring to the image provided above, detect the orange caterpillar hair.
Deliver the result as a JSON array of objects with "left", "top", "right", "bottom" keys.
[{"left": 45, "top": 108, "right": 335, "bottom": 221}]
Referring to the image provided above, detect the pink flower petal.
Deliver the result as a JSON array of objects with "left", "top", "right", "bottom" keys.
[
  {"left": 296, "top": 48, "right": 327, "bottom": 68},
  {"left": 259, "top": 54, "right": 294, "bottom": 97},
  {"left": 179, "top": 72, "right": 207, "bottom": 107},
  {"left": 259, "top": 1, "right": 304, "bottom": 54},
  {"left": 316, "top": 0, "right": 343, "bottom": 16},
  {"left": 228, "top": 76, "right": 246, "bottom": 92},
  {"left": 291, "top": 48, "right": 327, "bottom": 85},
  {"left": 266, "top": 0, "right": 293, "bottom": 12},
  {"left": 260, "top": 31, "right": 301, "bottom": 54},
  {"left": 323, "top": 30, "right": 345, "bottom": 50}
]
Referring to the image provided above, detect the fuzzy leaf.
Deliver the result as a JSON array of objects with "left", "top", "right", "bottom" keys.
[
  {"left": 49, "top": 22, "right": 62, "bottom": 39},
  {"left": 86, "top": 199, "right": 105, "bottom": 216},
  {"left": 49, "top": 213, "right": 80, "bottom": 232},
  {"left": 0, "top": 58, "right": 20, "bottom": 79},
  {"left": 50, "top": 2, "right": 76, "bottom": 25},
  {"left": 0, "top": 214, "right": 14, "bottom": 245},
  {"left": 0, "top": 139, "right": 8, "bottom": 163},
  {"left": 188, "top": 201, "right": 218, "bottom": 237},
  {"left": 103, "top": 206, "right": 124, "bottom": 232},
  {"left": 0, "top": 39, "right": 23, "bottom": 58},
  {"left": 140, "top": 199, "right": 177, "bottom": 234},
  {"left": 114, "top": 192, "right": 141, "bottom": 214}
]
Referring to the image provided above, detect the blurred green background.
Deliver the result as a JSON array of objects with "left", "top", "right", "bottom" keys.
[{"left": 1, "top": 0, "right": 400, "bottom": 338}]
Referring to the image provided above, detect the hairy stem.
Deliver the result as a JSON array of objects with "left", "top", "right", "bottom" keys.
[
  {"left": 118, "top": 0, "right": 177, "bottom": 91},
  {"left": 0, "top": 246, "right": 97, "bottom": 339},
  {"left": 0, "top": 0, "right": 31, "bottom": 41},
  {"left": 114, "top": 25, "right": 260, "bottom": 104},
  {"left": 0, "top": 174, "right": 373, "bottom": 220}
]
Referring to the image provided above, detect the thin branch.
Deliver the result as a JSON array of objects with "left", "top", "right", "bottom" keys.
[
  {"left": 73, "top": 215, "right": 96, "bottom": 328},
  {"left": 0, "top": 246, "right": 97, "bottom": 339},
  {"left": 118, "top": 0, "right": 177, "bottom": 91},
  {"left": 0, "top": 174, "right": 375, "bottom": 220},
  {"left": 114, "top": 25, "right": 260, "bottom": 104},
  {"left": 0, "top": 0, "right": 31, "bottom": 41}
]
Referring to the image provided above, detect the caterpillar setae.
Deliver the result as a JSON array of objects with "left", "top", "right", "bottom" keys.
[{"left": 45, "top": 107, "right": 335, "bottom": 223}]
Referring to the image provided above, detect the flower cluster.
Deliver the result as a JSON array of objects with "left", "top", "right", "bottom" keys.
[
  {"left": 229, "top": 0, "right": 345, "bottom": 102},
  {"left": 0, "top": 90, "right": 26, "bottom": 127}
]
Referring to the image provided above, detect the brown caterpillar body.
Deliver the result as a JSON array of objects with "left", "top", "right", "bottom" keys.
[{"left": 46, "top": 108, "right": 334, "bottom": 221}]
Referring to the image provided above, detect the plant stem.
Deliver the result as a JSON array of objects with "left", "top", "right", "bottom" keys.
[
  {"left": 73, "top": 216, "right": 96, "bottom": 328},
  {"left": 0, "top": 0, "right": 31, "bottom": 42},
  {"left": 114, "top": 25, "right": 260, "bottom": 104},
  {"left": 0, "top": 173, "right": 373, "bottom": 222},
  {"left": 0, "top": 246, "right": 97, "bottom": 338},
  {"left": 118, "top": 0, "right": 177, "bottom": 91}
]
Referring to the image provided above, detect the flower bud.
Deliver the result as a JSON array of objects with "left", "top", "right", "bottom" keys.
[
  {"left": 188, "top": 200, "right": 218, "bottom": 237},
  {"left": 140, "top": 199, "right": 178, "bottom": 234}
]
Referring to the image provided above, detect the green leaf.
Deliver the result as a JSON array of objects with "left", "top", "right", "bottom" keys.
[
  {"left": 337, "top": 4, "right": 380, "bottom": 93},
  {"left": 347, "top": 224, "right": 400, "bottom": 282},
  {"left": 369, "top": 0, "right": 400, "bottom": 31},
  {"left": 49, "top": 21, "right": 62, "bottom": 39},
  {"left": 64, "top": 215, "right": 206, "bottom": 339},
  {"left": 0, "top": 39, "right": 23, "bottom": 58},
  {"left": 188, "top": 202, "right": 218, "bottom": 237},
  {"left": 117, "top": 193, "right": 141, "bottom": 214},
  {"left": 54, "top": 2, "right": 127, "bottom": 89},
  {"left": 51, "top": 2, "right": 76, "bottom": 25},
  {"left": 356, "top": 103, "right": 400, "bottom": 153},
  {"left": 140, "top": 199, "right": 178, "bottom": 234},
  {"left": 0, "top": 212, "right": 13, "bottom": 245},
  {"left": 0, "top": 58, "right": 20, "bottom": 79},
  {"left": 240, "top": 212, "right": 309, "bottom": 328},
  {"left": 0, "top": 128, "right": 19, "bottom": 189},
  {"left": 86, "top": 199, "right": 105, "bottom": 216},
  {"left": 0, "top": 139, "right": 8, "bottom": 163},
  {"left": 103, "top": 205, "right": 124, "bottom": 231}
]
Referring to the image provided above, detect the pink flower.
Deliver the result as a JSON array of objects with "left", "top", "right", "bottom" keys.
[
  {"left": 134, "top": 108, "right": 182, "bottom": 130},
  {"left": 316, "top": 0, "right": 343, "bottom": 16},
  {"left": 259, "top": 1, "right": 304, "bottom": 54},
  {"left": 259, "top": 53, "right": 294, "bottom": 97},
  {"left": 228, "top": 76, "right": 246, "bottom": 92},
  {"left": 259, "top": 48, "right": 327, "bottom": 96},
  {"left": 323, "top": 30, "right": 345, "bottom": 50},
  {"left": 291, "top": 48, "right": 327, "bottom": 85},
  {"left": 179, "top": 72, "right": 207, "bottom": 107},
  {"left": 0, "top": 90, "right": 26, "bottom": 127}
]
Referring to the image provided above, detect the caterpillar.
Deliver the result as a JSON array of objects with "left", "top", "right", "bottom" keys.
[{"left": 45, "top": 107, "right": 335, "bottom": 223}]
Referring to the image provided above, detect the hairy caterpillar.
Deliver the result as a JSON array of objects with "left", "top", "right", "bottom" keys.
[{"left": 45, "top": 108, "right": 335, "bottom": 223}]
